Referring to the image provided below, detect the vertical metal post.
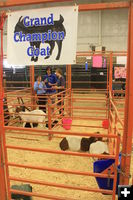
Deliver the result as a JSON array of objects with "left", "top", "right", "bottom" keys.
[
  {"left": 48, "top": 97, "right": 52, "bottom": 140},
  {"left": 30, "top": 65, "right": 35, "bottom": 89},
  {"left": 30, "top": 65, "right": 35, "bottom": 109},
  {"left": 71, "top": 89, "right": 74, "bottom": 119},
  {"left": 66, "top": 65, "right": 68, "bottom": 89},
  {"left": 109, "top": 52, "right": 113, "bottom": 94},
  {"left": 112, "top": 134, "right": 120, "bottom": 200},
  {"left": 120, "top": 0, "right": 133, "bottom": 185},
  {"left": 109, "top": 101, "right": 113, "bottom": 154},
  {"left": 68, "top": 64, "right": 72, "bottom": 90},
  {"left": 106, "top": 56, "right": 109, "bottom": 119},
  {"left": 113, "top": 113, "right": 117, "bottom": 154},
  {"left": 66, "top": 65, "right": 72, "bottom": 117},
  {"left": 0, "top": 138, "right": 7, "bottom": 200},
  {"left": 108, "top": 98, "right": 111, "bottom": 135},
  {"left": 107, "top": 55, "right": 109, "bottom": 96},
  {"left": 61, "top": 93, "right": 63, "bottom": 116},
  {"left": 66, "top": 65, "right": 72, "bottom": 89},
  {"left": 108, "top": 52, "right": 113, "bottom": 150},
  {"left": 0, "top": 13, "right": 10, "bottom": 200},
  {"left": 3, "top": 78, "right": 6, "bottom": 93}
]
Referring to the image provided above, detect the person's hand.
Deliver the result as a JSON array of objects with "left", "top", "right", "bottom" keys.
[
  {"left": 52, "top": 86, "right": 56, "bottom": 89},
  {"left": 48, "top": 82, "right": 52, "bottom": 86},
  {"left": 37, "top": 81, "right": 40, "bottom": 85},
  {"left": 38, "top": 87, "right": 43, "bottom": 90},
  {"left": 44, "top": 78, "right": 48, "bottom": 83},
  {"left": 42, "top": 81, "right": 46, "bottom": 85}
]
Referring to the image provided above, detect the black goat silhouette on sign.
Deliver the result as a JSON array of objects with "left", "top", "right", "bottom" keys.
[{"left": 14, "top": 15, "right": 66, "bottom": 62}]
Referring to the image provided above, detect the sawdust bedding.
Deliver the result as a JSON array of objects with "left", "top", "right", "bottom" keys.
[
  {"left": 6, "top": 119, "right": 114, "bottom": 200},
  {"left": 6, "top": 94, "right": 132, "bottom": 200}
]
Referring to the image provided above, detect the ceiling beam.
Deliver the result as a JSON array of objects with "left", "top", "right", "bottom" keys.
[
  {"left": 0, "top": 1, "right": 130, "bottom": 10},
  {"left": 79, "top": 1, "right": 129, "bottom": 12},
  {"left": 0, "top": 0, "right": 73, "bottom": 8}
]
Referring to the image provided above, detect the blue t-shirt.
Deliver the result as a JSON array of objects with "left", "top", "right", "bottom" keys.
[
  {"left": 34, "top": 81, "right": 46, "bottom": 95},
  {"left": 44, "top": 74, "right": 57, "bottom": 94}
]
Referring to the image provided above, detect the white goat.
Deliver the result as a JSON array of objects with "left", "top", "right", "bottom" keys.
[
  {"left": 89, "top": 141, "right": 109, "bottom": 155},
  {"left": 19, "top": 110, "right": 46, "bottom": 128}
]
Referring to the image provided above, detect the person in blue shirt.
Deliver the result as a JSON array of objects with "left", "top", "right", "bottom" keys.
[
  {"left": 44, "top": 66, "right": 57, "bottom": 94},
  {"left": 34, "top": 75, "right": 46, "bottom": 113}
]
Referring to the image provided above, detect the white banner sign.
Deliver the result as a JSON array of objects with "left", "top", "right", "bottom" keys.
[{"left": 7, "top": 6, "right": 78, "bottom": 66}]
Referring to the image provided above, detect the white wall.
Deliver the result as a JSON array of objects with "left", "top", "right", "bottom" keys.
[
  {"left": 102, "top": 9, "right": 128, "bottom": 51},
  {"left": 77, "top": 9, "right": 128, "bottom": 51}
]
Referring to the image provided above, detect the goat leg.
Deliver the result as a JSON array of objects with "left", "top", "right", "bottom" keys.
[
  {"left": 45, "top": 41, "right": 55, "bottom": 59},
  {"left": 34, "top": 57, "right": 38, "bottom": 62},
  {"left": 56, "top": 40, "right": 62, "bottom": 60},
  {"left": 30, "top": 123, "right": 33, "bottom": 128},
  {"left": 23, "top": 122, "right": 26, "bottom": 128},
  {"left": 31, "top": 56, "right": 34, "bottom": 61}
]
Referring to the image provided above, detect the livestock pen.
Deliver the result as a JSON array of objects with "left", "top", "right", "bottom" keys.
[
  {"left": 0, "top": 70, "right": 130, "bottom": 200},
  {"left": 2, "top": 87, "right": 121, "bottom": 200},
  {"left": 0, "top": 1, "right": 133, "bottom": 200}
]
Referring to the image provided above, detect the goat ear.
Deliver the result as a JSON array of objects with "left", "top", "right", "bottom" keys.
[
  {"left": 18, "top": 16, "right": 23, "bottom": 23},
  {"left": 17, "top": 97, "right": 20, "bottom": 104},
  {"left": 20, "top": 97, "right": 24, "bottom": 104},
  {"left": 59, "top": 15, "right": 64, "bottom": 23}
]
